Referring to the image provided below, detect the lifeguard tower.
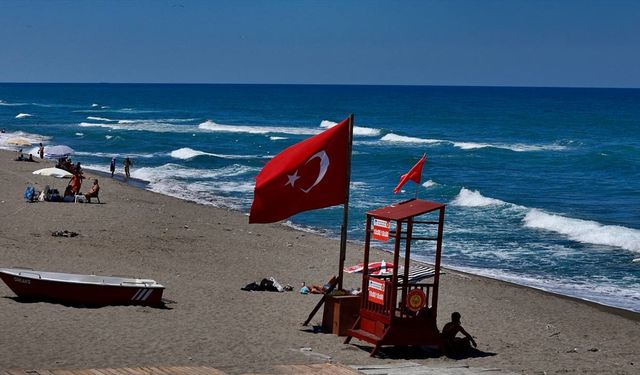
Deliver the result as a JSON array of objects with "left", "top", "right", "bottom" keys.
[{"left": 344, "top": 198, "right": 446, "bottom": 356}]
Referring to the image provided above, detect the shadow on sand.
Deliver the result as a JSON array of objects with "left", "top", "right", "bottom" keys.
[{"left": 4, "top": 296, "right": 174, "bottom": 310}]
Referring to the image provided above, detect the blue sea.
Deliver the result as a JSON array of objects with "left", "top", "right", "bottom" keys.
[{"left": 1, "top": 83, "right": 639, "bottom": 312}]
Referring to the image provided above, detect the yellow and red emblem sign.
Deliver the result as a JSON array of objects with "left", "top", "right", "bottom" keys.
[{"left": 406, "top": 289, "right": 426, "bottom": 312}]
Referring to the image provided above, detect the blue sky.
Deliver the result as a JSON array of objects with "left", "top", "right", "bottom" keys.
[{"left": 1, "top": 0, "right": 639, "bottom": 87}]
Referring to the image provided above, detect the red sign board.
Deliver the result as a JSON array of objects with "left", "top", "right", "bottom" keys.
[
  {"left": 406, "top": 289, "right": 426, "bottom": 312},
  {"left": 367, "top": 277, "right": 386, "bottom": 305},
  {"left": 372, "top": 218, "right": 390, "bottom": 242}
]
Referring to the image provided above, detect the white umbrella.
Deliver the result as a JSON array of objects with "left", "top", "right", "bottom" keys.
[
  {"left": 32, "top": 167, "right": 73, "bottom": 179},
  {"left": 44, "top": 145, "right": 75, "bottom": 159}
]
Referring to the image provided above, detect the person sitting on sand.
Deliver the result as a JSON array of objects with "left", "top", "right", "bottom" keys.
[
  {"left": 84, "top": 179, "right": 100, "bottom": 202},
  {"left": 441, "top": 312, "right": 477, "bottom": 357}
]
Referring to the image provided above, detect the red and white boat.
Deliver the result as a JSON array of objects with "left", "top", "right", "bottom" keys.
[{"left": 0, "top": 267, "right": 165, "bottom": 307}]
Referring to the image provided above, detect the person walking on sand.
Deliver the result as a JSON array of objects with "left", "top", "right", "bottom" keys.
[
  {"left": 38, "top": 143, "right": 44, "bottom": 159},
  {"left": 123, "top": 157, "right": 132, "bottom": 179},
  {"left": 110, "top": 157, "right": 116, "bottom": 177},
  {"left": 441, "top": 312, "right": 477, "bottom": 357}
]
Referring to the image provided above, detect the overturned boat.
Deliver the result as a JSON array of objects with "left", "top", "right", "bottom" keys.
[{"left": 0, "top": 268, "right": 165, "bottom": 307}]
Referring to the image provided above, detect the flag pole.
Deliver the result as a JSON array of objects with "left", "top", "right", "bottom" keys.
[{"left": 337, "top": 113, "right": 354, "bottom": 290}]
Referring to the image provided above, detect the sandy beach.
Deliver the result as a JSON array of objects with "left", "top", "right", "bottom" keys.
[{"left": 0, "top": 148, "right": 638, "bottom": 374}]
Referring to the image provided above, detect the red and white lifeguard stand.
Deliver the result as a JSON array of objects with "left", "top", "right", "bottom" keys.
[{"left": 344, "top": 198, "right": 446, "bottom": 356}]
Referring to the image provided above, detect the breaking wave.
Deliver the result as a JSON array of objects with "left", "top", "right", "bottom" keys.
[
  {"left": 452, "top": 141, "right": 567, "bottom": 152},
  {"left": 198, "top": 120, "right": 319, "bottom": 135},
  {"left": 524, "top": 209, "right": 640, "bottom": 253},
  {"left": 381, "top": 133, "right": 443, "bottom": 144},
  {"left": 15, "top": 113, "right": 32, "bottom": 119},
  {"left": 319, "top": 119, "right": 381, "bottom": 137},
  {"left": 451, "top": 187, "right": 640, "bottom": 253},
  {"left": 169, "top": 147, "right": 271, "bottom": 160}
]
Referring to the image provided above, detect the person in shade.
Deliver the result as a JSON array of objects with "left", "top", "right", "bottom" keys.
[
  {"left": 38, "top": 143, "right": 44, "bottom": 159},
  {"left": 109, "top": 157, "right": 116, "bottom": 177},
  {"left": 441, "top": 312, "right": 477, "bottom": 357},
  {"left": 123, "top": 157, "right": 132, "bottom": 179}
]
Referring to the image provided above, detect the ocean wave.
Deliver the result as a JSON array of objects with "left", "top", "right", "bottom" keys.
[
  {"left": 15, "top": 113, "right": 32, "bottom": 119},
  {"left": 132, "top": 163, "right": 258, "bottom": 182},
  {"left": 380, "top": 133, "right": 443, "bottom": 144},
  {"left": 75, "top": 132, "right": 84, "bottom": 136},
  {"left": 451, "top": 187, "right": 640, "bottom": 253},
  {"left": 450, "top": 188, "right": 510, "bottom": 207},
  {"left": 0, "top": 131, "right": 49, "bottom": 150},
  {"left": 524, "top": 209, "right": 640, "bottom": 253},
  {"left": 444, "top": 264, "right": 640, "bottom": 312},
  {"left": 422, "top": 179, "right": 437, "bottom": 188},
  {"left": 0, "top": 100, "right": 27, "bottom": 106},
  {"left": 86, "top": 116, "right": 114, "bottom": 122},
  {"left": 319, "top": 119, "right": 381, "bottom": 137},
  {"left": 198, "top": 120, "right": 319, "bottom": 135},
  {"left": 169, "top": 147, "right": 271, "bottom": 160},
  {"left": 79, "top": 121, "right": 194, "bottom": 133},
  {"left": 269, "top": 136, "right": 287, "bottom": 140},
  {"left": 75, "top": 151, "right": 158, "bottom": 159},
  {"left": 452, "top": 141, "right": 567, "bottom": 152}
]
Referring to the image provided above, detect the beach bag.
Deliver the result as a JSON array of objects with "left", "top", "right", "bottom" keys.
[{"left": 23, "top": 185, "right": 35, "bottom": 202}]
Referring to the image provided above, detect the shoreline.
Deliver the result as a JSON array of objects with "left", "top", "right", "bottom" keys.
[
  {"left": 77, "top": 156, "right": 640, "bottom": 317},
  {"left": 1, "top": 148, "right": 639, "bottom": 374},
  {"left": 19, "top": 148, "right": 640, "bottom": 317}
]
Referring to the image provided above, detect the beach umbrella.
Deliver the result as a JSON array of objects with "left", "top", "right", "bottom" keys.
[
  {"left": 44, "top": 145, "right": 74, "bottom": 159},
  {"left": 32, "top": 167, "right": 73, "bottom": 179},
  {"left": 6, "top": 138, "right": 32, "bottom": 146}
]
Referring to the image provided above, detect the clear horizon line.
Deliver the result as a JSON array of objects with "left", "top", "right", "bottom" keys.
[{"left": 0, "top": 81, "right": 639, "bottom": 90}]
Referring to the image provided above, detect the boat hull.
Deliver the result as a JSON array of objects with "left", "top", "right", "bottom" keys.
[{"left": 0, "top": 269, "right": 164, "bottom": 307}]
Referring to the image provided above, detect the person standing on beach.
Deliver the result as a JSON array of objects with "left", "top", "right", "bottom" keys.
[
  {"left": 38, "top": 143, "right": 44, "bottom": 159},
  {"left": 123, "top": 157, "right": 132, "bottom": 179},
  {"left": 110, "top": 157, "right": 116, "bottom": 177},
  {"left": 441, "top": 312, "right": 477, "bottom": 357}
]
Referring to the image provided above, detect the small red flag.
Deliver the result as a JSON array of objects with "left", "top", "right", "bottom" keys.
[
  {"left": 393, "top": 154, "right": 427, "bottom": 194},
  {"left": 249, "top": 117, "right": 351, "bottom": 223}
]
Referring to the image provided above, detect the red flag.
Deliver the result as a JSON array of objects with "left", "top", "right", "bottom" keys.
[
  {"left": 393, "top": 154, "right": 427, "bottom": 194},
  {"left": 249, "top": 117, "right": 351, "bottom": 223}
]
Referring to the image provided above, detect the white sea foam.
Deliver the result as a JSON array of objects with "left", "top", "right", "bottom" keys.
[
  {"left": 169, "top": 147, "right": 271, "bottom": 160},
  {"left": 381, "top": 133, "right": 443, "bottom": 144},
  {"left": 319, "top": 119, "right": 381, "bottom": 136},
  {"left": 444, "top": 264, "right": 640, "bottom": 312},
  {"left": 198, "top": 120, "right": 319, "bottom": 135},
  {"left": 75, "top": 132, "right": 84, "bottom": 136},
  {"left": 269, "top": 136, "right": 287, "bottom": 140},
  {"left": 0, "top": 131, "right": 50, "bottom": 151},
  {"left": 91, "top": 103, "right": 100, "bottom": 107},
  {"left": 105, "top": 135, "right": 113, "bottom": 139},
  {"left": 524, "top": 209, "right": 640, "bottom": 253},
  {"left": 452, "top": 141, "right": 567, "bottom": 152},
  {"left": 15, "top": 113, "right": 32, "bottom": 119},
  {"left": 79, "top": 121, "right": 195, "bottom": 133},
  {"left": 86, "top": 116, "right": 114, "bottom": 122},
  {"left": 422, "top": 179, "right": 437, "bottom": 188},
  {"left": 75, "top": 151, "right": 158, "bottom": 159},
  {"left": 133, "top": 163, "right": 258, "bottom": 183},
  {"left": 451, "top": 188, "right": 509, "bottom": 207},
  {"left": 451, "top": 187, "right": 640, "bottom": 253},
  {"left": 0, "top": 100, "right": 27, "bottom": 106}
]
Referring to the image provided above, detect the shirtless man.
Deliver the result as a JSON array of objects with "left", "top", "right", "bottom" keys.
[{"left": 441, "top": 312, "right": 477, "bottom": 357}]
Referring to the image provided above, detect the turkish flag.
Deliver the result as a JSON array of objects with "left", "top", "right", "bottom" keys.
[
  {"left": 249, "top": 117, "right": 351, "bottom": 223},
  {"left": 393, "top": 154, "right": 427, "bottom": 194}
]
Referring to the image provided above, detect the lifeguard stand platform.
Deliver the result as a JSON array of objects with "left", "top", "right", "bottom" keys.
[{"left": 344, "top": 198, "right": 445, "bottom": 356}]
